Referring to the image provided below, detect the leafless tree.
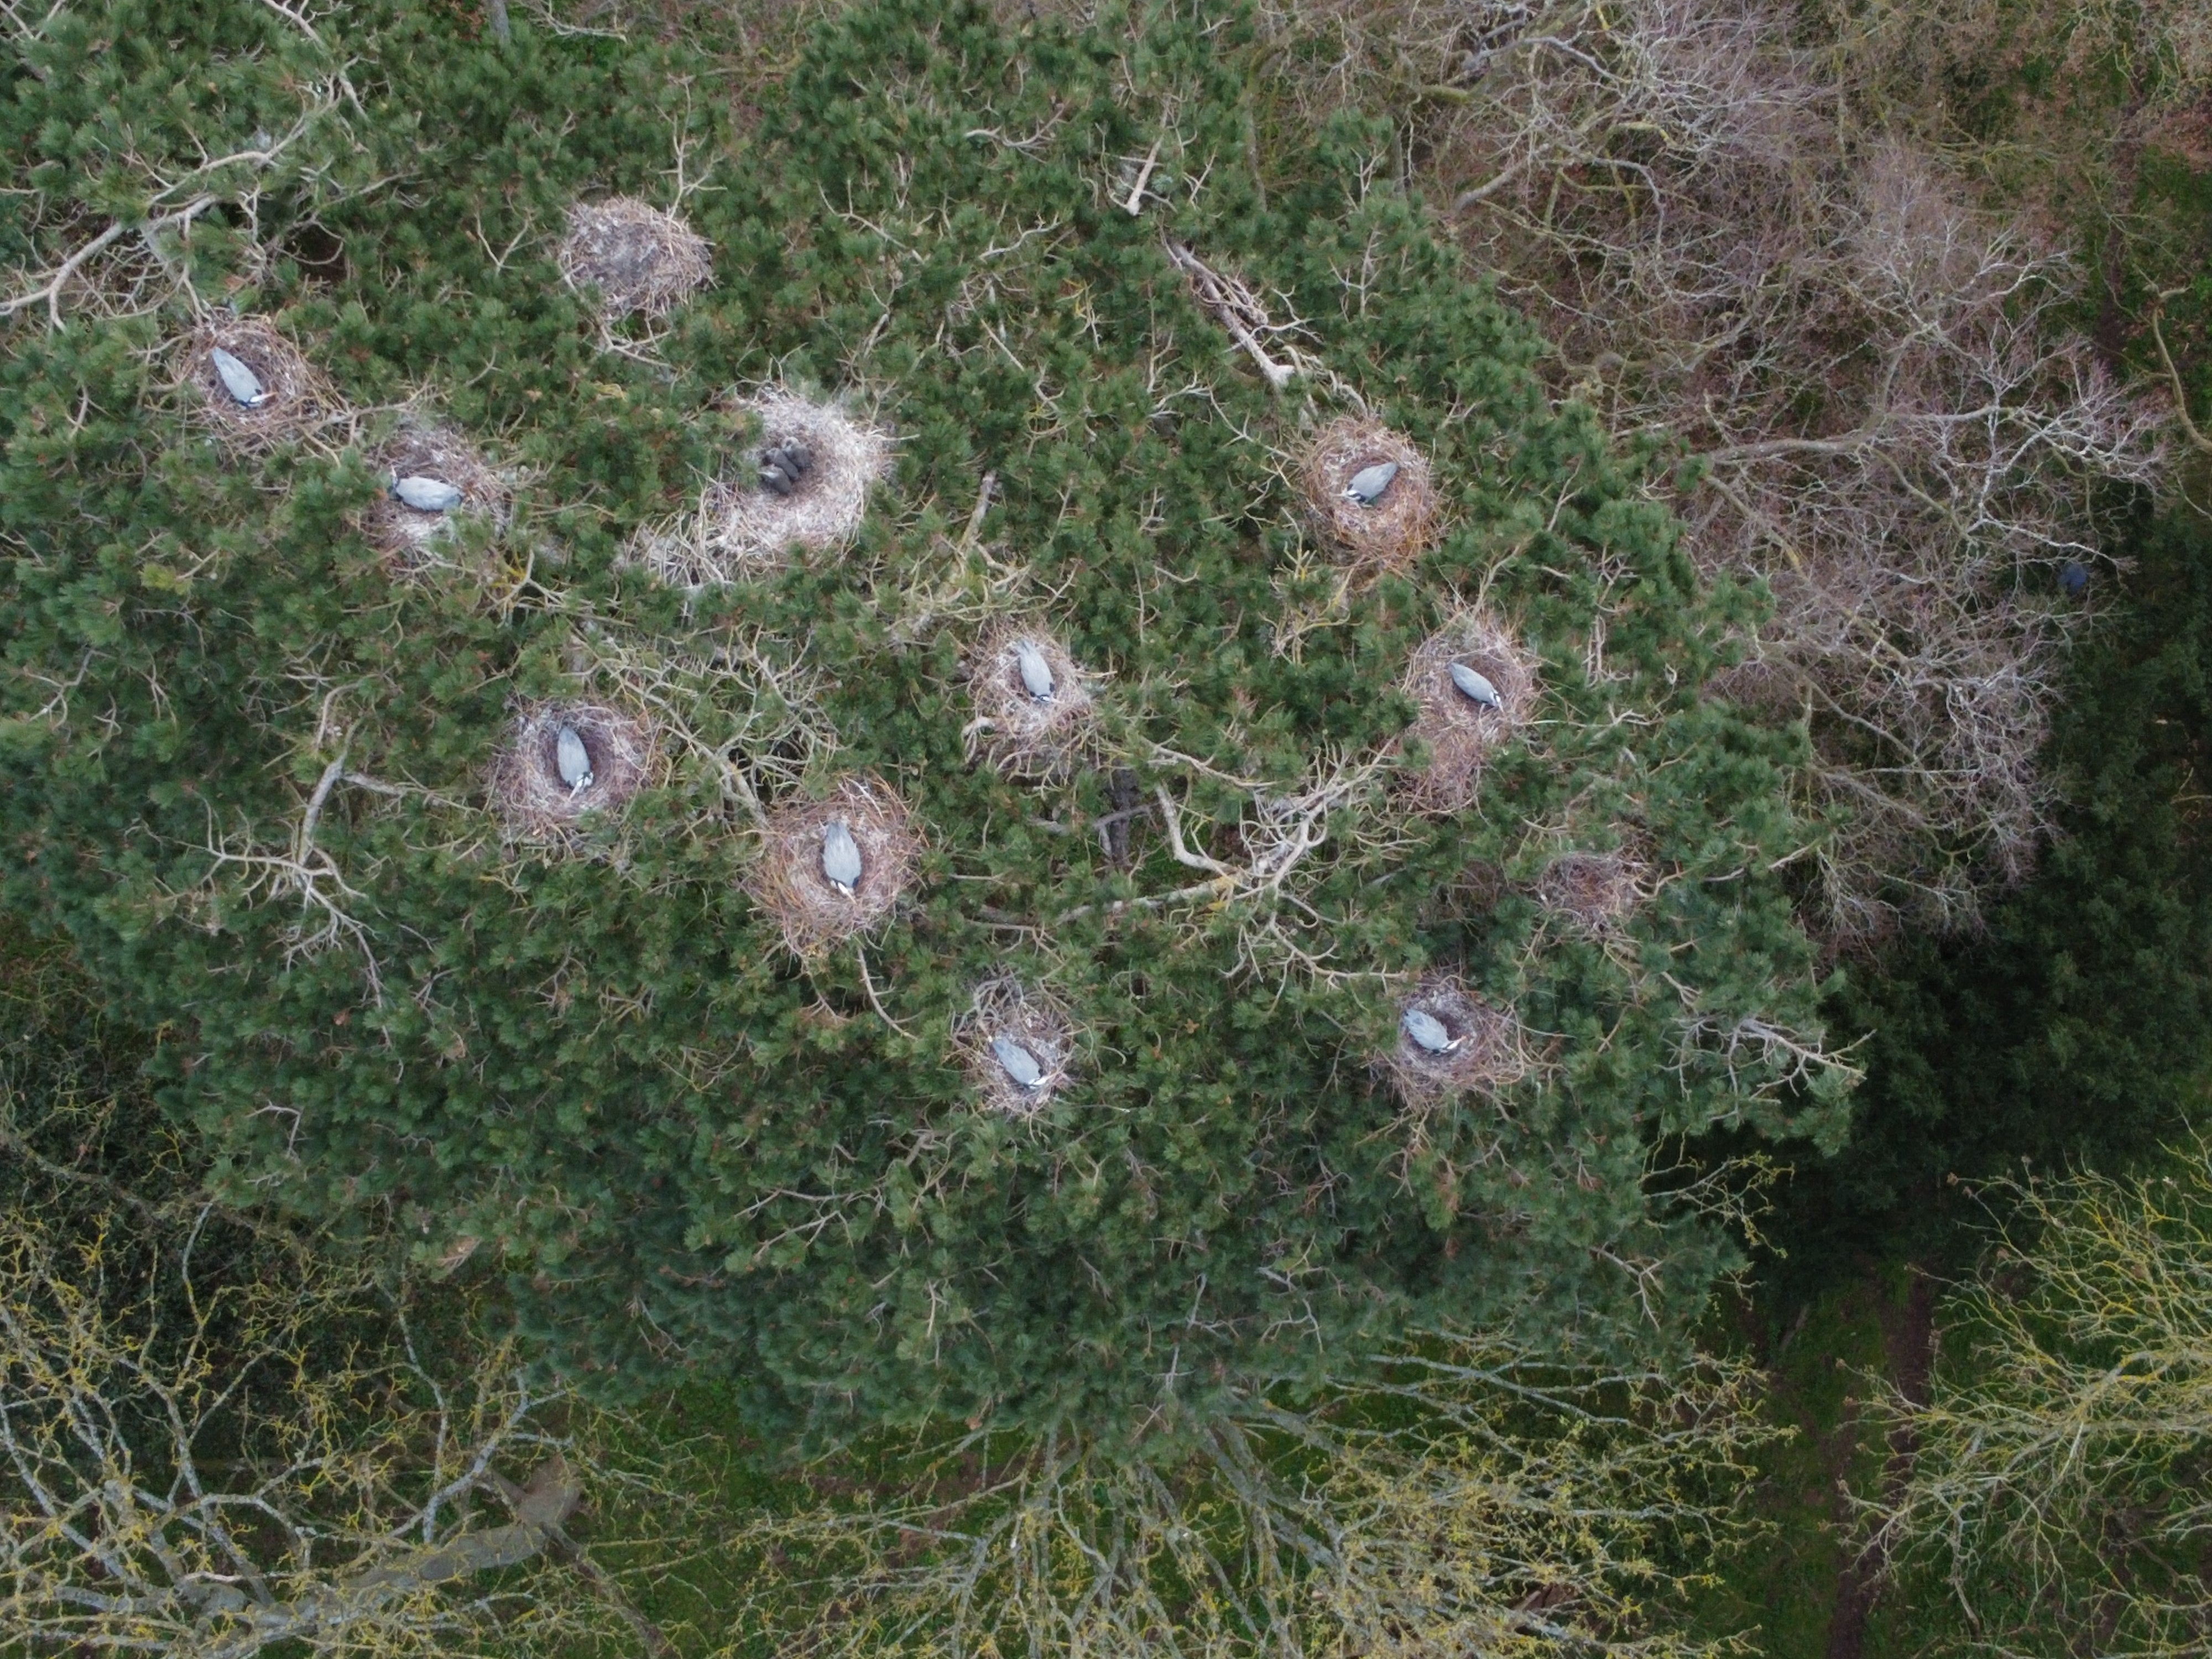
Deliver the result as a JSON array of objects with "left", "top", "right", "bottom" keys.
[{"left": 1260, "top": 0, "right": 2169, "bottom": 946}]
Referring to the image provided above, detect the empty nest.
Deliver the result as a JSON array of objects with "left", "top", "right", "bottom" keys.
[
  {"left": 626, "top": 388, "right": 889, "bottom": 586},
  {"left": 954, "top": 978, "right": 1076, "bottom": 1116},
  {"left": 1298, "top": 415, "right": 1439, "bottom": 571},
  {"left": 1401, "top": 613, "right": 1542, "bottom": 812},
  {"left": 557, "top": 197, "right": 711, "bottom": 319},
  {"left": 1534, "top": 850, "right": 1648, "bottom": 932},
  {"left": 750, "top": 774, "right": 920, "bottom": 957},
  {"left": 181, "top": 316, "right": 332, "bottom": 449},
  {"left": 1383, "top": 977, "right": 1529, "bottom": 1108},
  {"left": 962, "top": 623, "right": 1096, "bottom": 778},
  {"left": 362, "top": 426, "right": 509, "bottom": 567},
  {"left": 489, "top": 702, "right": 655, "bottom": 839}
]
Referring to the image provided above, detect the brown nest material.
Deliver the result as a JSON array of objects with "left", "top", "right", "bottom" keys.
[
  {"left": 1297, "top": 415, "right": 1439, "bottom": 571},
  {"left": 1534, "top": 850, "right": 1648, "bottom": 932},
  {"left": 180, "top": 316, "right": 332, "bottom": 449},
  {"left": 361, "top": 426, "right": 510, "bottom": 567},
  {"left": 1400, "top": 613, "right": 1542, "bottom": 812},
  {"left": 1382, "top": 977, "right": 1530, "bottom": 1108},
  {"left": 557, "top": 196, "right": 713, "bottom": 319},
  {"left": 954, "top": 978, "right": 1077, "bottom": 1116},
  {"left": 625, "top": 388, "right": 890, "bottom": 586},
  {"left": 750, "top": 774, "right": 921, "bottom": 957},
  {"left": 488, "top": 702, "right": 655, "bottom": 839},
  {"left": 961, "top": 622, "right": 1097, "bottom": 778}
]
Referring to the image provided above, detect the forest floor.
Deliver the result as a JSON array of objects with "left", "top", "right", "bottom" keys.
[{"left": 1694, "top": 1266, "right": 1948, "bottom": 1659}]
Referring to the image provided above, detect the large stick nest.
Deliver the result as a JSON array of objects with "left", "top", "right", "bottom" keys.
[
  {"left": 557, "top": 197, "right": 712, "bottom": 319},
  {"left": 361, "top": 425, "right": 510, "bottom": 569},
  {"left": 1382, "top": 977, "right": 1530, "bottom": 1108},
  {"left": 180, "top": 316, "right": 333, "bottom": 450},
  {"left": 962, "top": 622, "right": 1097, "bottom": 779},
  {"left": 488, "top": 702, "right": 656, "bottom": 840},
  {"left": 625, "top": 388, "right": 890, "bottom": 586},
  {"left": 1297, "top": 415, "right": 1439, "bottom": 571},
  {"left": 1400, "top": 613, "right": 1542, "bottom": 812},
  {"left": 750, "top": 775, "right": 921, "bottom": 957},
  {"left": 1534, "top": 849, "right": 1648, "bottom": 933},
  {"left": 954, "top": 978, "right": 1077, "bottom": 1117}
]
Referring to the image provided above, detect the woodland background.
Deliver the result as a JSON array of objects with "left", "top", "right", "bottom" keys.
[{"left": 3, "top": 0, "right": 2212, "bottom": 1653}]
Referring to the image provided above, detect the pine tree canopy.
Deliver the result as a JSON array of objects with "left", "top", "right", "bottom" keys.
[{"left": 0, "top": 0, "right": 1855, "bottom": 1443}]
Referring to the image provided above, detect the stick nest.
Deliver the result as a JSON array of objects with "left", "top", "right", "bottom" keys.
[
  {"left": 962, "top": 623, "right": 1097, "bottom": 779},
  {"left": 181, "top": 317, "right": 332, "bottom": 449},
  {"left": 954, "top": 978, "right": 1077, "bottom": 1117},
  {"left": 1534, "top": 851, "right": 1648, "bottom": 932},
  {"left": 625, "top": 388, "right": 889, "bottom": 586},
  {"left": 1401, "top": 613, "right": 1542, "bottom": 812},
  {"left": 557, "top": 197, "right": 712, "bottom": 319},
  {"left": 750, "top": 775, "right": 921, "bottom": 957},
  {"left": 1383, "top": 977, "right": 1529, "bottom": 1108},
  {"left": 488, "top": 702, "right": 655, "bottom": 840},
  {"left": 362, "top": 426, "right": 510, "bottom": 568},
  {"left": 1298, "top": 416, "right": 1439, "bottom": 571}
]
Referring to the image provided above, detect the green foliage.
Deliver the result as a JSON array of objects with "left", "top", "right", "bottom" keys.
[{"left": 0, "top": 0, "right": 1848, "bottom": 1446}]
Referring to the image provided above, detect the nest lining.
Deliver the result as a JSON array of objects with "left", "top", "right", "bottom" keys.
[
  {"left": 1534, "top": 850, "right": 1648, "bottom": 932},
  {"left": 556, "top": 197, "right": 712, "bottom": 319},
  {"left": 362, "top": 427, "right": 509, "bottom": 566},
  {"left": 751, "top": 775, "right": 920, "bottom": 957},
  {"left": 1401, "top": 614, "right": 1542, "bottom": 812},
  {"left": 1383, "top": 977, "right": 1529, "bottom": 1107},
  {"left": 1298, "top": 415, "right": 1439, "bottom": 570},
  {"left": 956, "top": 978, "right": 1077, "bottom": 1116},
  {"left": 962, "top": 623, "right": 1097, "bottom": 778},
  {"left": 626, "top": 389, "right": 889, "bottom": 586},
  {"left": 489, "top": 702, "right": 654, "bottom": 839},
  {"left": 181, "top": 317, "right": 331, "bottom": 448}
]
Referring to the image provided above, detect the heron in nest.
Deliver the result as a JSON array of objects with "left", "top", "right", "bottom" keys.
[
  {"left": 991, "top": 1034, "right": 1046, "bottom": 1089},
  {"left": 821, "top": 818, "right": 863, "bottom": 895},
  {"left": 1344, "top": 460, "right": 1398, "bottom": 505},
  {"left": 555, "top": 725, "right": 594, "bottom": 794},
  {"left": 393, "top": 474, "right": 463, "bottom": 513},
  {"left": 1014, "top": 640, "right": 1056, "bottom": 702},
  {"left": 1449, "top": 661, "right": 1503, "bottom": 711},
  {"left": 1402, "top": 1008, "right": 1464, "bottom": 1054},
  {"left": 209, "top": 348, "right": 268, "bottom": 408}
]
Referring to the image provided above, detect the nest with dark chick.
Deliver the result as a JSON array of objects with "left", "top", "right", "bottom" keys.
[
  {"left": 750, "top": 775, "right": 921, "bottom": 958},
  {"left": 1297, "top": 415, "right": 1439, "bottom": 571}
]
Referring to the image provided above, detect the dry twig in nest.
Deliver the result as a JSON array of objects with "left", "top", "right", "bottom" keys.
[
  {"left": 179, "top": 316, "right": 335, "bottom": 451},
  {"left": 488, "top": 702, "right": 655, "bottom": 841},
  {"left": 1400, "top": 613, "right": 1541, "bottom": 811},
  {"left": 1383, "top": 975, "right": 1529, "bottom": 1108},
  {"left": 961, "top": 622, "right": 1097, "bottom": 779},
  {"left": 557, "top": 197, "right": 712, "bottom": 319},
  {"left": 626, "top": 388, "right": 889, "bottom": 586},
  {"left": 954, "top": 978, "right": 1076, "bottom": 1117},
  {"left": 750, "top": 775, "right": 920, "bottom": 958},
  {"left": 1298, "top": 416, "right": 1439, "bottom": 571},
  {"left": 361, "top": 425, "right": 510, "bottom": 569},
  {"left": 1534, "top": 849, "right": 1648, "bottom": 932}
]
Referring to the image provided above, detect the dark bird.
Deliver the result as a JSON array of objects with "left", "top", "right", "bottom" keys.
[
  {"left": 208, "top": 347, "right": 268, "bottom": 408},
  {"left": 1345, "top": 460, "right": 1399, "bottom": 505},
  {"left": 821, "top": 819, "right": 863, "bottom": 895},
  {"left": 2061, "top": 560, "right": 2090, "bottom": 599},
  {"left": 1449, "top": 661, "right": 1503, "bottom": 711},
  {"left": 555, "top": 725, "right": 594, "bottom": 793},
  {"left": 1402, "top": 1008, "right": 1462, "bottom": 1054},
  {"left": 990, "top": 1034, "right": 1046, "bottom": 1089}
]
